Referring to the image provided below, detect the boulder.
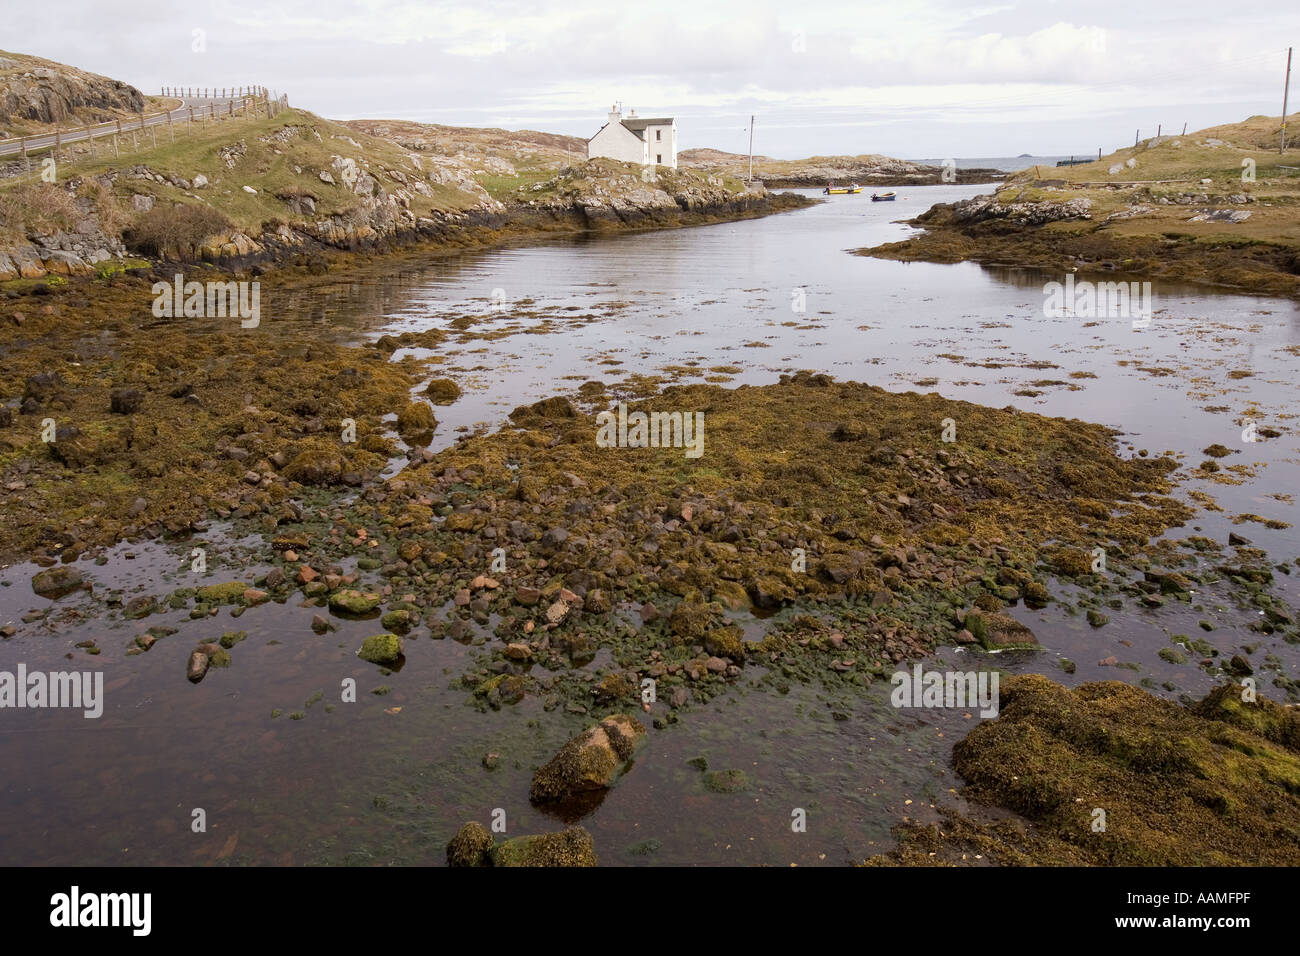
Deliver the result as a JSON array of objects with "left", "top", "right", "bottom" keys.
[
  {"left": 330, "top": 589, "right": 382, "bottom": 614},
  {"left": 529, "top": 714, "right": 646, "bottom": 804},
  {"left": 31, "top": 565, "right": 84, "bottom": 599},
  {"left": 186, "top": 649, "right": 209, "bottom": 683},
  {"left": 490, "top": 827, "right": 597, "bottom": 867},
  {"left": 446, "top": 822, "right": 494, "bottom": 867},
  {"left": 964, "top": 608, "right": 1040, "bottom": 651},
  {"left": 357, "top": 632, "right": 403, "bottom": 664}
]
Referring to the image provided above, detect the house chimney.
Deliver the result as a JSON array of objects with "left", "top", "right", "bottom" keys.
[{"left": 608, "top": 104, "right": 620, "bottom": 123}]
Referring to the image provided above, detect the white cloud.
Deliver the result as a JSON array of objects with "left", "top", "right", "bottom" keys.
[{"left": 11, "top": 0, "right": 1298, "bottom": 156}]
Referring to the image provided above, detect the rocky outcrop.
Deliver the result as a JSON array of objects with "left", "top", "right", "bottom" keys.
[
  {"left": 0, "top": 151, "right": 807, "bottom": 280},
  {"left": 0, "top": 55, "right": 144, "bottom": 129},
  {"left": 510, "top": 163, "right": 781, "bottom": 229},
  {"left": 937, "top": 195, "right": 1093, "bottom": 227},
  {"left": 0, "top": 179, "right": 126, "bottom": 280}
]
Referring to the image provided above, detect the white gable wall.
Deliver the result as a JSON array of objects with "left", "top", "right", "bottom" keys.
[{"left": 588, "top": 122, "right": 646, "bottom": 164}]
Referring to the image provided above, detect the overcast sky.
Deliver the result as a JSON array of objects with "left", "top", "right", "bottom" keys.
[{"left": 16, "top": 1, "right": 1299, "bottom": 158}]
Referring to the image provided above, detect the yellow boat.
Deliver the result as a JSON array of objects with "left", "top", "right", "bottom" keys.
[{"left": 823, "top": 184, "right": 863, "bottom": 194}]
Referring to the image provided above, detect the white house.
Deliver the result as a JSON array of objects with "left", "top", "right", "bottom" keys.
[{"left": 587, "top": 106, "right": 677, "bottom": 169}]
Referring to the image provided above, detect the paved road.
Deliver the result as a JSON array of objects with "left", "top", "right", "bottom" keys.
[{"left": 0, "top": 97, "right": 246, "bottom": 158}]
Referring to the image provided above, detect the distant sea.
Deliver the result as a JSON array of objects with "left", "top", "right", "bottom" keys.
[{"left": 908, "top": 155, "right": 1094, "bottom": 172}]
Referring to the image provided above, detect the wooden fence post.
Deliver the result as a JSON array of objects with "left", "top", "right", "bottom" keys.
[
  {"left": 168, "top": 109, "right": 174, "bottom": 143},
  {"left": 20, "top": 136, "right": 28, "bottom": 174}
]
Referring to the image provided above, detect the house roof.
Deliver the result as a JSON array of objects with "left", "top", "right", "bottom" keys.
[
  {"left": 586, "top": 116, "right": 675, "bottom": 144},
  {"left": 621, "top": 117, "right": 673, "bottom": 133}
]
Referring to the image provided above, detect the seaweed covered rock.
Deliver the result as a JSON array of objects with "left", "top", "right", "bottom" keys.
[
  {"left": 446, "top": 821, "right": 494, "bottom": 867},
  {"left": 668, "top": 596, "right": 719, "bottom": 643},
  {"left": 195, "top": 582, "right": 248, "bottom": 606},
  {"left": 529, "top": 714, "right": 646, "bottom": 804},
  {"left": 948, "top": 675, "right": 1300, "bottom": 865},
  {"left": 509, "top": 395, "right": 575, "bottom": 422},
  {"left": 329, "top": 589, "right": 381, "bottom": 614},
  {"left": 962, "top": 608, "right": 1039, "bottom": 651},
  {"left": 445, "top": 822, "right": 597, "bottom": 866},
  {"left": 396, "top": 401, "right": 436, "bottom": 438},
  {"left": 282, "top": 441, "right": 346, "bottom": 486},
  {"left": 490, "top": 826, "right": 597, "bottom": 867},
  {"left": 424, "top": 378, "right": 462, "bottom": 404},
  {"left": 357, "top": 633, "right": 403, "bottom": 665},
  {"left": 1191, "top": 682, "right": 1300, "bottom": 751}
]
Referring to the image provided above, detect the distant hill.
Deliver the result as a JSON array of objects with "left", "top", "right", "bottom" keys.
[
  {"left": 344, "top": 118, "right": 588, "bottom": 165},
  {"left": 682, "top": 149, "right": 1002, "bottom": 187},
  {"left": 679, "top": 147, "right": 772, "bottom": 165}
]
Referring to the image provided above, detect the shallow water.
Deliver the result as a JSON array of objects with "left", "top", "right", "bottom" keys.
[{"left": 2, "top": 185, "right": 1297, "bottom": 865}]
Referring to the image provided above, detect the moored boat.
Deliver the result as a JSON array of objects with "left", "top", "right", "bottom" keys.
[
  {"left": 824, "top": 183, "right": 863, "bottom": 194},
  {"left": 871, "top": 191, "right": 896, "bottom": 201}
]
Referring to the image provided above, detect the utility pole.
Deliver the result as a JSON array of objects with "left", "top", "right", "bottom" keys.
[
  {"left": 748, "top": 115, "right": 754, "bottom": 182},
  {"left": 1282, "top": 46, "right": 1293, "bottom": 153}
]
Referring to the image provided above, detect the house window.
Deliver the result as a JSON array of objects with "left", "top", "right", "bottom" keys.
[
  {"left": 656, "top": 130, "right": 661, "bottom": 141},
  {"left": 656, "top": 154, "right": 662, "bottom": 164}
]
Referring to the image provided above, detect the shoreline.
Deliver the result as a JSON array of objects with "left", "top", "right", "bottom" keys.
[{"left": 856, "top": 206, "right": 1300, "bottom": 300}]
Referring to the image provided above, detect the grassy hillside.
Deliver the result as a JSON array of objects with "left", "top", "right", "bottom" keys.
[
  {"left": 998, "top": 114, "right": 1300, "bottom": 246},
  {"left": 0, "top": 105, "right": 492, "bottom": 261},
  {"left": 859, "top": 114, "right": 1300, "bottom": 295},
  {"left": 70, "top": 108, "right": 483, "bottom": 230}
]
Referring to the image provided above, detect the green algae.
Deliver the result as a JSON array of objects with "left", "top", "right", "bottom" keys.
[
  {"left": 218, "top": 630, "right": 248, "bottom": 648},
  {"left": 194, "top": 582, "right": 247, "bottom": 605},
  {"left": 357, "top": 633, "right": 403, "bottom": 665},
  {"left": 703, "top": 769, "right": 751, "bottom": 793}
]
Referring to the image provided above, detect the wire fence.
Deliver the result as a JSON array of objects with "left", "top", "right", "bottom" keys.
[{"left": 0, "top": 89, "right": 289, "bottom": 185}]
